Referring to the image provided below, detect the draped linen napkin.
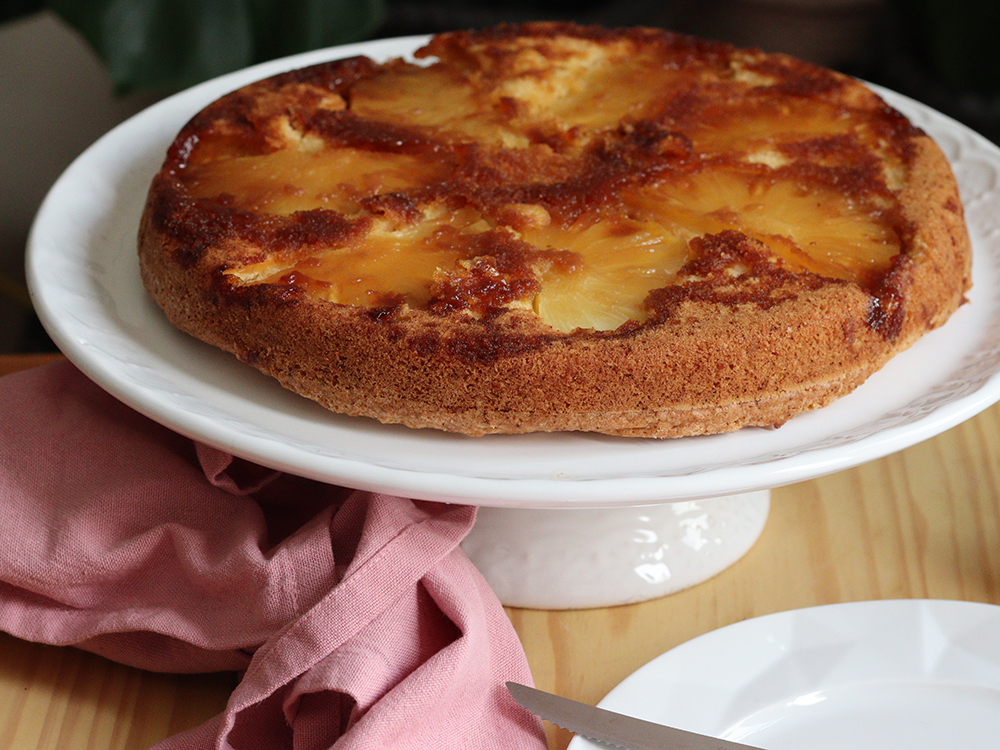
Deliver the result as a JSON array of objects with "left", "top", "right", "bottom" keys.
[{"left": 0, "top": 361, "right": 546, "bottom": 750}]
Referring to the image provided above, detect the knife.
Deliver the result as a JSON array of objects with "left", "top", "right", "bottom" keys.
[{"left": 506, "top": 682, "right": 764, "bottom": 750}]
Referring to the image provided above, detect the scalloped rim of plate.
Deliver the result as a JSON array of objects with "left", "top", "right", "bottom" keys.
[
  {"left": 568, "top": 599, "right": 1000, "bottom": 750},
  {"left": 25, "top": 35, "right": 1000, "bottom": 507}
]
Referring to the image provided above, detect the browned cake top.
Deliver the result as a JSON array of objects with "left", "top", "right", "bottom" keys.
[{"left": 149, "top": 22, "right": 922, "bottom": 342}]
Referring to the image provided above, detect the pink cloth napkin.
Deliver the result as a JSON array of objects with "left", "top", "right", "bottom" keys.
[{"left": 0, "top": 361, "right": 546, "bottom": 750}]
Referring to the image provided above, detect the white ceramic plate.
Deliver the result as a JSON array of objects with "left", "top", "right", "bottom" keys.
[
  {"left": 568, "top": 599, "right": 1000, "bottom": 750},
  {"left": 26, "top": 36, "right": 1000, "bottom": 507}
]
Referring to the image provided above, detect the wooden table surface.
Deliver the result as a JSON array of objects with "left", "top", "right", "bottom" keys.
[{"left": 2, "top": 352, "right": 999, "bottom": 749}]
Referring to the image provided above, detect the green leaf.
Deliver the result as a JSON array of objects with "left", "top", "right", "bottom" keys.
[
  {"left": 46, "top": 0, "right": 384, "bottom": 94},
  {"left": 248, "top": 0, "right": 385, "bottom": 62}
]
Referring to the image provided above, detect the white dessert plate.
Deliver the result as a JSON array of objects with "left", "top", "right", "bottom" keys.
[
  {"left": 568, "top": 599, "right": 1000, "bottom": 750},
  {"left": 26, "top": 35, "right": 1000, "bottom": 507}
]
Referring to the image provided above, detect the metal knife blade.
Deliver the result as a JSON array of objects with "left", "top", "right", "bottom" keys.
[{"left": 506, "top": 682, "right": 764, "bottom": 750}]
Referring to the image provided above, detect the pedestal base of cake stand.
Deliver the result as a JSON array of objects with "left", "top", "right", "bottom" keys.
[{"left": 461, "top": 490, "right": 770, "bottom": 609}]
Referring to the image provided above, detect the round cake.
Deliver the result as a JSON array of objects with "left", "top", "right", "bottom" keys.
[{"left": 138, "top": 22, "right": 972, "bottom": 437}]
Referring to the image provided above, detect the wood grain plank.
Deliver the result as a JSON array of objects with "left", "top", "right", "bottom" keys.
[{"left": 0, "top": 633, "right": 234, "bottom": 750}]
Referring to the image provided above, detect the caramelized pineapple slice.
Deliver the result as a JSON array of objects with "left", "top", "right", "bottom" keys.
[
  {"left": 351, "top": 63, "right": 527, "bottom": 146},
  {"left": 526, "top": 219, "right": 689, "bottom": 332},
  {"left": 184, "top": 146, "right": 447, "bottom": 216},
  {"left": 490, "top": 45, "right": 686, "bottom": 133},
  {"left": 629, "top": 167, "right": 898, "bottom": 281},
  {"left": 227, "top": 207, "right": 491, "bottom": 307}
]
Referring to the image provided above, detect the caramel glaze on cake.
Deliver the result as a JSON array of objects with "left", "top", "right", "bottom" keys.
[{"left": 138, "top": 22, "right": 972, "bottom": 437}]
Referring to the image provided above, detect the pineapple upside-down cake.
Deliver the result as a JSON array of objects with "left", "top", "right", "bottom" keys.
[{"left": 138, "top": 22, "right": 972, "bottom": 437}]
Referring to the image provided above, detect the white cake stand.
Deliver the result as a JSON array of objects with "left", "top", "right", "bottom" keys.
[{"left": 26, "top": 37, "right": 1000, "bottom": 609}]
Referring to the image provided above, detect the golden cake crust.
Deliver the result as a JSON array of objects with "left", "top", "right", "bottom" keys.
[{"left": 138, "top": 22, "right": 972, "bottom": 437}]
